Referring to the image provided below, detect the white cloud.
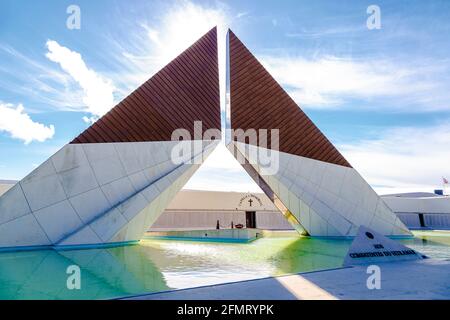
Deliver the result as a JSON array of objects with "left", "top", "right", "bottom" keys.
[
  {"left": 45, "top": 40, "right": 116, "bottom": 119},
  {"left": 236, "top": 12, "right": 249, "bottom": 19},
  {"left": 140, "top": 1, "right": 229, "bottom": 67},
  {"left": 0, "top": 102, "right": 55, "bottom": 144},
  {"left": 339, "top": 123, "right": 450, "bottom": 195},
  {"left": 0, "top": 43, "right": 84, "bottom": 112},
  {"left": 116, "top": 1, "right": 230, "bottom": 107},
  {"left": 261, "top": 55, "right": 448, "bottom": 110}
]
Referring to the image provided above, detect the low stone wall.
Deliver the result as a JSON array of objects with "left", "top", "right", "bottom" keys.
[
  {"left": 150, "top": 210, "right": 294, "bottom": 231},
  {"left": 145, "top": 228, "right": 262, "bottom": 242}
]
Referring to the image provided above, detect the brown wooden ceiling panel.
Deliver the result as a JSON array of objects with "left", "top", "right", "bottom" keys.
[
  {"left": 71, "top": 27, "right": 220, "bottom": 144},
  {"left": 228, "top": 30, "right": 351, "bottom": 168}
]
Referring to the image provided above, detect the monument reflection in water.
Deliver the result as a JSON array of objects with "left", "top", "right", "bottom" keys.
[{"left": 0, "top": 232, "right": 448, "bottom": 300}]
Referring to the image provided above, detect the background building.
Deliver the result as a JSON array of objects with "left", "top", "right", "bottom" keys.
[
  {"left": 150, "top": 189, "right": 292, "bottom": 231},
  {"left": 381, "top": 192, "right": 450, "bottom": 230}
]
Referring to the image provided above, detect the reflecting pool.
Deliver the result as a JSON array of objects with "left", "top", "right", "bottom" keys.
[{"left": 0, "top": 230, "right": 448, "bottom": 299}]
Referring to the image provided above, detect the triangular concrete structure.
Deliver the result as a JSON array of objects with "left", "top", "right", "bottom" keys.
[
  {"left": 226, "top": 30, "right": 411, "bottom": 237},
  {"left": 0, "top": 28, "right": 412, "bottom": 251},
  {"left": 343, "top": 226, "right": 424, "bottom": 266},
  {"left": 0, "top": 28, "right": 221, "bottom": 250}
]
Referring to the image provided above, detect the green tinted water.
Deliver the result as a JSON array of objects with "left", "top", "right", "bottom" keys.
[{"left": 0, "top": 231, "right": 448, "bottom": 300}]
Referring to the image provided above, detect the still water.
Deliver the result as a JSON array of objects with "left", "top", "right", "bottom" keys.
[{"left": 0, "top": 231, "right": 448, "bottom": 300}]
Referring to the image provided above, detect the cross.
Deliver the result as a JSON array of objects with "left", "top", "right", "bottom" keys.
[{"left": 248, "top": 198, "right": 253, "bottom": 207}]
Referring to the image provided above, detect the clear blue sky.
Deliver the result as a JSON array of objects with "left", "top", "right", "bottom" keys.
[{"left": 1, "top": 0, "right": 450, "bottom": 194}]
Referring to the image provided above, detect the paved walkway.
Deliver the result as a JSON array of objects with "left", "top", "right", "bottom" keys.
[{"left": 122, "top": 259, "right": 450, "bottom": 300}]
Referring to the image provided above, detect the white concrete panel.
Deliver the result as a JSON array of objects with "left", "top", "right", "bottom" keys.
[
  {"left": 299, "top": 185, "right": 316, "bottom": 207},
  {"left": 333, "top": 198, "right": 357, "bottom": 220},
  {"left": 83, "top": 143, "right": 117, "bottom": 161},
  {"left": 310, "top": 199, "right": 334, "bottom": 222},
  {"left": 164, "top": 165, "right": 186, "bottom": 184},
  {"left": 299, "top": 200, "right": 311, "bottom": 231},
  {"left": 101, "top": 176, "right": 136, "bottom": 207},
  {"left": 89, "top": 155, "right": 127, "bottom": 186},
  {"left": 33, "top": 200, "right": 84, "bottom": 244},
  {"left": 89, "top": 208, "right": 127, "bottom": 242},
  {"left": 69, "top": 188, "right": 111, "bottom": 224},
  {"left": 114, "top": 142, "right": 158, "bottom": 175},
  {"left": 289, "top": 155, "right": 304, "bottom": 176},
  {"left": 20, "top": 160, "right": 67, "bottom": 212},
  {"left": 141, "top": 184, "right": 160, "bottom": 203},
  {"left": 124, "top": 208, "right": 148, "bottom": 240},
  {"left": 144, "top": 163, "right": 165, "bottom": 183},
  {"left": 348, "top": 207, "right": 373, "bottom": 228},
  {"left": 152, "top": 141, "right": 173, "bottom": 164},
  {"left": 276, "top": 151, "right": 290, "bottom": 177},
  {"left": 160, "top": 160, "right": 178, "bottom": 175},
  {"left": 369, "top": 215, "right": 395, "bottom": 235},
  {"left": 154, "top": 189, "right": 171, "bottom": 215},
  {"left": 301, "top": 182, "right": 320, "bottom": 204},
  {"left": 57, "top": 225, "right": 102, "bottom": 246},
  {"left": 374, "top": 200, "right": 396, "bottom": 222},
  {"left": 326, "top": 221, "right": 344, "bottom": 237},
  {"left": 118, "top": 193, "right": 148, "bottom": 221},
  {"left": 308, "top": 159, "right": 326, "bottom": 187},
  {"left": 128, "top": 171, "right": 151, "bottom": 192},
  {"left": 265, "top": 175, "right": 279, "bottom": 196},
  {"left": 277, "top": 181, "right": 290, "bottom": 207},
  {"left": 24, "top": 158, "right": 55, "bottom": 179},
  {"left": 319, "top": 162, "right": 346, "bottom": 196},
  {"left": 289, "top": 182, "right": 304, "bottom": 200},
  {"left": 326, "top": 211, "right": 352, "bottom": 236},
  {"left": 57, "top": 164, "right": 99, "bottom": 198},
  {"left": 0, "top": 214, "right": 50, "bottom": 247},
  {"left": 108, "top": 225, "right": 127, "bottom": 243},
  {"left": 318, "top": 188, "right": 339, "bottom": 210},
  {"left": 143, "top": 197, "right": 163, "bottom": 228},
  {"left": 308, "top": 209, "right": 328, "bottom": 236},
  {"left": 0, "top": 184, "right": 31, "bottom": 225},
  {"left": 360, "top": 187, "right": 379, "bottom": 215},
  {"left": 154, "top": 162, "right": 174, "bottom": 181},
  {"left": 52, "top": 144, "right": 88, "bottom": 173},
  {"left": 393, "top": 217, "right": 411, "bottom": 235},
  {"left": 153, "top": 173, "right": 174, "bottom": 193},
  {"left": 288, "top": 190, "right": 300, "bottom": 217},
  {"left": 278, "top": 174, "right": 293, "bottom": 192},
  {"left": 339, "top": 169, "right": 364, "bottom": 206},
  {"left": 297, "top": 156, "right": 315, "bottom": 182}
]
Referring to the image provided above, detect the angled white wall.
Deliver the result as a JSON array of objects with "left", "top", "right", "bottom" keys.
[
  {"left": 0, "top": 140, "right": 218, "bottom": 249},
  {"left": 231, "top": 141, "right": 411, "bottom": 237}
]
